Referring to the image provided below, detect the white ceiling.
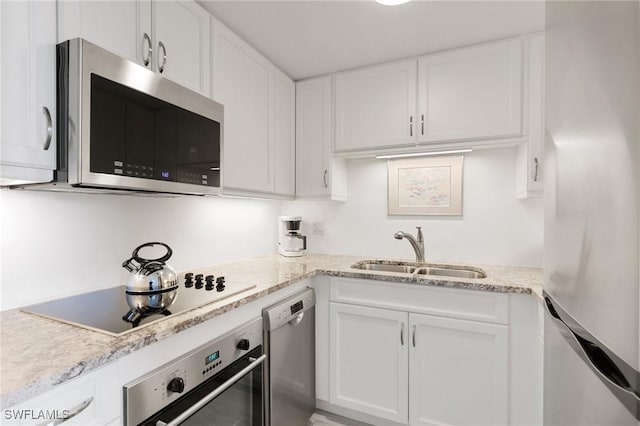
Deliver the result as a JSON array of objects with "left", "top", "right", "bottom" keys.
[{"left": 198, "top": 1, "right": 545, "bottom": 81}]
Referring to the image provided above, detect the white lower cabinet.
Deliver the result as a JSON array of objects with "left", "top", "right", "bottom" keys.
[
  {"left": 329, "top": 302, "right": 508, "bottom": 426},
  {"left": 324, "top": 277, "right": 538, "bottom": 426},
  {"left": 409, "top": 313, "right": 508, "bottom": 426},
  {"left": 5, "top": 362, "right": 120, "bottom": 426},
  {"left": 329, "top": 303, "right": 409, "bottom": 423}
]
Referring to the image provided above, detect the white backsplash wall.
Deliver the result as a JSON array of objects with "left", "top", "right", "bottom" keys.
[
  {"left": 282, "top": 147, "right": 544, "bottom": 267},
  {"left": 0, "top": 190, "right": 281, "bottom": 310}
]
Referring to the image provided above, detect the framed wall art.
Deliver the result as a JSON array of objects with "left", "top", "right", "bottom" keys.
[{"left": 387, "top": 155, "right": 463, "bottom": 216}]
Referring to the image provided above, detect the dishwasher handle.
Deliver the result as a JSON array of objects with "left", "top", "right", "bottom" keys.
[
  {"left": 288, "top": 312, "right": 305, "bottom": 326},
  {"left": 156, "top": 354, "right": 267, "bottom": 426}
]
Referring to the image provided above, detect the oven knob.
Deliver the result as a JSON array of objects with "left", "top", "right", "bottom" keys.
[
  {"left": 167, "top": 377, "right": 185, "bottom": 394},
  {"left": 237, "top": 339, "right": 250, "bottom": 351}
]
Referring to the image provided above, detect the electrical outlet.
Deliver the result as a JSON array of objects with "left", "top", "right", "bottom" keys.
[{"left": 312, "top": 221, "right": 324, "bottom": 236}]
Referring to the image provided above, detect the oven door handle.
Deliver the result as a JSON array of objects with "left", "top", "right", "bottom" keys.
[{"left": 156, "top": 354, "right": 266, "bottom": 426}]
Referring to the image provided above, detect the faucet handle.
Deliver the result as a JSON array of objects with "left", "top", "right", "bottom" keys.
[{"left": 416, "top": 226, "right": 423, "bottom": 243}]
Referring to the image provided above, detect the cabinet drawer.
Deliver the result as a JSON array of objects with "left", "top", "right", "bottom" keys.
[
  {"left": 5, "top": 362, "right": 121, "bottom": 426},
  {"left": 330, "top": 277, "right": 508, "bottom": 324}
]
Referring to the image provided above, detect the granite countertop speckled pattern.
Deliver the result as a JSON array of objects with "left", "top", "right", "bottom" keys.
[{"left": 0, "top": 253, "right": 542, "bottom": 408}]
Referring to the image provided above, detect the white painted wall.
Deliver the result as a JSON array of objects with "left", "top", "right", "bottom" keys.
[
  {"left": 0, "top": 147, "right": 543, "bottom": 310},
  {"left": 282, "top": 147, "right": 544, "bottom": 267},
  {"left": 0, "top": 190, "right": 281, "bottom": 310}
]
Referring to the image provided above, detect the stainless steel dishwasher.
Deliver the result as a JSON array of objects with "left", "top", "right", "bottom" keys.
[{"left": 263, "top": 287, "right": 316, "bottom": 426}]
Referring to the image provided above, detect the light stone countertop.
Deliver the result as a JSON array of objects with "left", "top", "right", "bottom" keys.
[{"left": 0, "top": 253, "right": 542, "bottom": 409}]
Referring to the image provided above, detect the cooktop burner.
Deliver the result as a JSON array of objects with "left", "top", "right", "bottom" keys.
[{"left": 21, "top": 273, "right": 256, "bottom": 336}]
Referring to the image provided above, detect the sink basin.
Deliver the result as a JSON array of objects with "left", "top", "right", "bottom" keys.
[
  {"left": 414, "top": 267, "right": 486, "bottom": 279},
  {"left": 354, "top": 263, "right": 417, "bottom": 273},
  {"left": 351, "top": 260, "right": 486, "bottom": 279}
]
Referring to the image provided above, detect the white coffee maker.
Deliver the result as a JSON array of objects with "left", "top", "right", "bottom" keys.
[{"left": 278, "top": 216, "right": 307, "bottom": 257}]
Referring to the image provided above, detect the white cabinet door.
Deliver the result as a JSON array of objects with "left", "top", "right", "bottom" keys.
[
  {"left": 153, "top": 0, "right": 210, "bottom": 95},
  {"left": 296, "top": 77, "right": 331, "bottom": 197},
  {"left": 273, "top": 69, "right": 295, "bottom": 196},
  {"left": 58, "top": 1, "right": 209, "bottom": 95},
  {"left": 296, "top": 77, "right": 347, "bottom": 200},
  {"left": 57, "top": 0, "right": 151, "bottom": 66},
  {"left": 212, "top": 22, "right": 271, "bottom": 194},
  {"left": 0, "top": 0, "right": 57, "bottom": 184},
  {"left": 330, "top": 303, "right": 408, "bottom": 423},
  {"left": 418, "top": 38, "right": 523, "bottom": 144},
  {"left": 516, "top": 34, "right": 545, "bottom": 198},
  {"left": 409, "top": 313, "right": 508, "bottom": 426},
  {"left": 335, "top": 60, "right": 417, "bottom": 152},
  {"left": 6, "top": 362, "right": 121, "bottom": 426}
]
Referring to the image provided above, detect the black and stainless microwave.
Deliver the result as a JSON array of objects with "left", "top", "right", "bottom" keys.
[{"left": 49, "top": 38, "right": 223, "bottom": 195}]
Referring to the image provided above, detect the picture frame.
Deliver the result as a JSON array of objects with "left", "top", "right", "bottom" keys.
[{"left": 387, "top": 155, "right": 464, "bottom": 216}]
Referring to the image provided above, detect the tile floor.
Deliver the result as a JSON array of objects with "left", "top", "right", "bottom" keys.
[{"left": 308, "top": 410, "right": 371, "bottom": 426}]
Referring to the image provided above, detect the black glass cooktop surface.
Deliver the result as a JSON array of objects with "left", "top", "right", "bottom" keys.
[{"left": 21, "top": 280, "right": 256, "bottom": 336}]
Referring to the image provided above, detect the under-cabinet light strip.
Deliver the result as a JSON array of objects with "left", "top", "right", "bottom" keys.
[{"left": 375, "top": 149, "right": 473, "bottom": 159}]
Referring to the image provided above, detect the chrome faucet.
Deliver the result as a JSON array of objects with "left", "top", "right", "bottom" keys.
[{"left": 394, "top": 226, "right": 425, "bottom": 262}]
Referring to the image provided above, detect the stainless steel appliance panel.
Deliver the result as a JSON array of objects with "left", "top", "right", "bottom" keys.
[
  {"left": 545, "top": 310, "right": 637, "bottom": 425},
  {"left": 545, "top": 0, "right": 640, "bottom": 369},
  {"left": 35, "top": 38, "right": 224, "bottom": 195},
  {"left": 263, "top": 288, "right": 316, "bottom": 426},
  {"left": 124, "top": 318, "right": 263, "bottom": 426},
  {"left": 544, "top": 0, "right": 640, "bottom": 423}
]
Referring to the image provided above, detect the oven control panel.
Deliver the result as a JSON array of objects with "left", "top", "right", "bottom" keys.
[{"left": 123, "top": 318, "right": 262, "bottom": 426}]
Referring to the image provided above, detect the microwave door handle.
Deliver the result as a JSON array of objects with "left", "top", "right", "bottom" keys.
[{"left": 155, "top": 354, "right": 266, "bottom": 426}]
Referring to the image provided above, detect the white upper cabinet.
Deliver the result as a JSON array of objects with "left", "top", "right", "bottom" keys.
[
  {"left": 1, "top": 0, "right": 57, "bottom": 185},
  {"left": 516, "top": 33, "right": 545, "bottom": 198},
  {"left": 57, "top": 0, "right": 151, "bottom": 65},
  {"left": 273, "top": 69, "right": 296, "bottom": 197},
  {"left": 152, "top": 1, "right": 210, "bottom": 95},
  {"left": 57, "top": 0, "right": 210, "bottom": 96},
  {"left": 335, "top": 60, "right": 417, "bottom": 152},
  {"left": 296, "top": 77, "right": 347, "bottom": 200},
  {"left": 417, "top": 38, "right": 523, "bottom": 144},
  {"left": 212, "top": 20, "right": 272, "bottom": 194}
]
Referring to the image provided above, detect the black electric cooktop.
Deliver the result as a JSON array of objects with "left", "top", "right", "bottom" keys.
[{"left": 21, "top": 277, "right": 256, "bottom": 336}]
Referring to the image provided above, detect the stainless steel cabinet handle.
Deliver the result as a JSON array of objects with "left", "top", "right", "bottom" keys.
[
  {"left": 156, "top": 354, "right": 266, "bottom": 426},
  {"left": 35, "top": 397, "right": 93, "bottom": 426},
  {"left": 158, "top": 41, "right": 167, "bottom": 73},
  {"left": 409, "top": 116, "right": 413, "bottom": 137},
  {"left": 323, "top": 170, "right": 328, "bottom": 188},
  {"left": 420, "top": 114, "right": 425, "bottom": 135},
  {"left": 400, "top": 322, "right": 405, "bottom": 346},
  {"left": 533, "top": 157, "right": 540, "bottom": 182},
  {"left": 42, "top": 106, "right": 52, "bottom": 150},
  {"left": 142, "top": 32, "right": 152, "bottom": 67},
  {"left": 412, "top": 325, "right": 416, "bottom": 347}
]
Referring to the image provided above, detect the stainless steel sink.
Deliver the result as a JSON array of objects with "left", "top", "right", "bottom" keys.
[
  {"left": 414, "top": 267, "right": 486, "bottom": 279},
  {"left": 351, "top": 260, "right": 486, "bottom": 279},
  {"left": 354, "top": 263, "right": 417, "bottom": 274}
]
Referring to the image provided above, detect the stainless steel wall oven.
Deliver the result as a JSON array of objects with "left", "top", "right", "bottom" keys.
[{"left": 124, "top": 318, "right": 264, "bottom": 426}]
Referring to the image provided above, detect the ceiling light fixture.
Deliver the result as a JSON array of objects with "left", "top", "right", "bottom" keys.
[
  {"left": 375, "top": 0, "right": 411, "bottom": 5},
  {"left": 375, "top": 149, "right": 473, "bottom": 159}
]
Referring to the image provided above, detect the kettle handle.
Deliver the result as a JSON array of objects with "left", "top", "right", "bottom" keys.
[{"left": 130, "top": 242, "right": 173, "bottom": 264}]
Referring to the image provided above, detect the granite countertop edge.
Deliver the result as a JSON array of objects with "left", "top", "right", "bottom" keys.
[{"left": 0, "top": 253, "right": 542, "bottom": 408}]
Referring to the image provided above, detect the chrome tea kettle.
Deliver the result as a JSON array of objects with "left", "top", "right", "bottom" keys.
[{"left": 121, "top": 242, "right": 178, "bottom": 327}]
